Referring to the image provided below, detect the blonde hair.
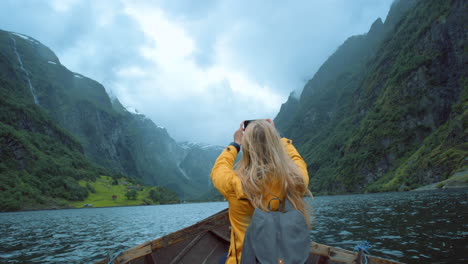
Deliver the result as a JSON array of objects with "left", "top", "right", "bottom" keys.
[{"left": 235, "top": 120, "right": 312, "bottom": 226}]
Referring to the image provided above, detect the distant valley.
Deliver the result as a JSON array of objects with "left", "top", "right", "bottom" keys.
[
  {"left": 0, "top": 30, "right": 223, "bottom": 211},
  {"left": 0, "top": 0, "right": 466, "bottom": 212}
]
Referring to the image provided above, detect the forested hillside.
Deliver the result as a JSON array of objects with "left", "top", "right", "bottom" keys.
[
  {"left": 0, "top": 32, "right": 107, "bottom": 210},
  {"left": 0, "top": 30, "right": 221, "bottom": 211},
  {"left": 275, "top": 0, "right": 467, "bottom": 194}
]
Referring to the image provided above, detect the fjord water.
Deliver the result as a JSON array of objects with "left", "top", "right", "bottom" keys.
[
  {"left": 309, "top": 189, "right": 467, "bottom": 263},
  {"left": 1, "top": 189, "right": 466, "bottom": 264}
]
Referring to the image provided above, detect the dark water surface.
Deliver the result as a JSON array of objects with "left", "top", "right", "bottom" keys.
[
  {"left": 309, "top": 189, "right": 468, "bottom": 263},
  {"left": 0, "top": 189, "right": 467, "bottom": 263}
]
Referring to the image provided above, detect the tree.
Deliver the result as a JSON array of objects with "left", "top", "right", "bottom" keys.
[
  {"left": 125, "top": 189, "right": 138, "bottom": 200},
  {"left": 147, "top": 187, "right": 179, "bottom": 204},
  {"left": 148, "top": 189, "right": 160, "bottom": 202},
  {"left": 111, "top": 178, "right": 119, "bottom": 185}
]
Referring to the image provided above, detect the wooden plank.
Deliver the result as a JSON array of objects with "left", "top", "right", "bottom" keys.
[
  {"left": 114, "top": 243, "right": 152, "bottom": 264},
  {"left": 144, "top": 253, "right": 156, "bottom": 264},
  {"left": 201, "top": 243, "right": 221, "bottom": 264},
  {"left": 209, "top": 228, "right": 230, "bottom": 242},
  {"left": 150, "top": 210, "right": 229, "bottom": 251},
  {"left": 310, "top": 242, "right": 404, "bottom": 264},
  {"left": 311, "top": 242, "right": 331, "bottom": 256},
  {"left": 313, "top": 243, "right": 356, "bottom": 263},
  {"left": 169, "top": 233, "right": 205, "bottom": 264},
  {"left": 102, "top": 210, "right": 228, "bottom": 263},
  {"left": 94, "top": 210, "right": 404, "bottom": 264},
  {"left": 368, "top": 255, "right": 405, "bottom": 264}
]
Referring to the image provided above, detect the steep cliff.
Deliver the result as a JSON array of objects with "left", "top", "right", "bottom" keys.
[
  {"left": 178, "top": 142, "right": 224, "bottom": 199},
  {"left": 0, "top": 32, "right": 108, "bottom": 210},
  {"left": 0, "top": 29, "right": 221, "bottom": 205},
  {"left": 275, "top": 0, "right": 467, "bottom": 193}
]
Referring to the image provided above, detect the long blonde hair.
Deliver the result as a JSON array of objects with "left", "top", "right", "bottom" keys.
[{"left": 235, "top": 120, "right": 312, "bottom": 226}]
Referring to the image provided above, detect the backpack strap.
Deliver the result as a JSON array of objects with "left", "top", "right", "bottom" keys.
[
  {"left": 284, "top": 198, "right": 296, "bottom": 212},
  {"left": 267, "top": 197, "right": 281, "bottom": 211},
  {"left": 233, "top": 229, "right": 239, "bottom": 264},
  {"left": 267, "top": 196, "right": 294, "bottom": 212}
]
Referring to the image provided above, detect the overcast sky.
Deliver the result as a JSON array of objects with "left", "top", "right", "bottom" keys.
[{"left": 1, "top": 0, "right": 394, "bottom": 145}]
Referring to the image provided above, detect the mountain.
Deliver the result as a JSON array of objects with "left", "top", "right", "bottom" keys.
[
  {"left": 0, "top": 29, "right": 222, "bottom": 210},
  {"left": 0, "top": 33, "right": 108, "bottom": 210},
  {"left": 178, "top": 142, "right": 225, "bottom": 200},
  {"left": 274, "top": 0, "right": 467, "bottom": 194}
]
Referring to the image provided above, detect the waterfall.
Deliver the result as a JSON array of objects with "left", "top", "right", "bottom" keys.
[
  {"left": 9, "top": 34, "right": 39, "bottom": 105},
  {"left": 177, "top": 163, "right": 191, "bottom": 180}
]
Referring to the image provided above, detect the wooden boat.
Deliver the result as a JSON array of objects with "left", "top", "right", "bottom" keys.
[{"left": 96, "top": 209, "right": 403, "bottom": 264}]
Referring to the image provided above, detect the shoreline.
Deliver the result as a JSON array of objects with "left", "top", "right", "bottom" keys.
[
  {"left": 412, "top": 171, "right": 468, "bottom": 191},
  {"left": 1, "top": 199, "right": 227, "bottom": 214},
  {"left": 3, "top": 187, "right": 468, "bottom": 213}
]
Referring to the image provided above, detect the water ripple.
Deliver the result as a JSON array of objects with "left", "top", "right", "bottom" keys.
[
  {"left": 0, "top": 202, "right": 228, "bottom": 263},
  {"left": 1, "top": 189, "right": 467, "bottom": 263}
]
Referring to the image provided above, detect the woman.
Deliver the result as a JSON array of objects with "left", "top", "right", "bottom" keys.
[{"left": 211, "top": 119, "right": 311, "bottom": 264}]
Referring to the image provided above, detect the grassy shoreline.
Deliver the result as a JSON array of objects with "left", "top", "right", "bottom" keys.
[
  {"left": 5, "top": 171, "right": 467, "bottom": 213},
  {"left": 412, "top": 171, "right": 468, "bottom": 191},
  {"left": 1, "top": 175, "right": 181, "bottom": 213},
  {"left": 70, "top": 176, "right": 153, "bottom": 208}
]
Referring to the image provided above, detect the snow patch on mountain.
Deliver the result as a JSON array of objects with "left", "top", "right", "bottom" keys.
[
  {"left": 125, "top": 106, "right": 140, "bottom": 115},
  {"left": 12, "top": 32, "right": 30, "bottom": 41},
  {"left": 178, "top": 141, "right": 224, "bottom": 151},
  {"left": 11, "top": 32, "right": 40, "bottom": 45}
]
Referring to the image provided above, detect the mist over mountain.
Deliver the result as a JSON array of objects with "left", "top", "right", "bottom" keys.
[
  {"left": 275, "top": 0, "right": 467, "bottom": 194},
  {"left": 0, "top": 0, "right": 398, "bottom": 146},
  {"left": 1, "top": 0, "right": 466, "bottom": 212},
  {"left": 0, "top": 30, "right": 223, "bottom": 210}
]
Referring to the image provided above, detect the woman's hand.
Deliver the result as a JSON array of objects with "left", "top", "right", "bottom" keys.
[
  {"left": 265, "top": 118, "right": 275, "bottom": 128},
  {"left": 233, "top": 122, "right": 244, "bottom": 144}
]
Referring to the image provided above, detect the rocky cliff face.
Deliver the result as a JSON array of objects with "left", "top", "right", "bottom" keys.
[
  {"left": 275, "top": 92, "right": 299, "bottom": 134},
  {"left": 274, "top": 0, "right": 467, "bottom": 193},
  {"left": 0, "top": 32, "right": 107, "bottom": 210},
  {"left": 0, "top": 29, "right": 222, "bottom": 200},
  {"left": 178, "top": 142, "right": 225, "bottom": 199}
]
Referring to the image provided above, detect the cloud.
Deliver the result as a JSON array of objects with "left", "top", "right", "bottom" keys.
[
  {"left": 0, "top": 0, "right": 150, "bottom": 90},
  {"left": 0, "top": 0, "right": 394, "bottom": 145}
]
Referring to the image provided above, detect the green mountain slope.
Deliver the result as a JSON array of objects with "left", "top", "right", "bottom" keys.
[
  {"left": 0, "top": 35, "right": 107, "bottom": 210},
  {"left": 0, "top": 29, "right": 222, "bottom": 210},
  {"left": 275, "top": 0, "right": 467, "bottom": 194}
]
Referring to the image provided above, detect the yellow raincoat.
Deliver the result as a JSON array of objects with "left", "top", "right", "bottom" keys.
[{"left": 210, "top": 138, "right": 309, "bottom": 264}]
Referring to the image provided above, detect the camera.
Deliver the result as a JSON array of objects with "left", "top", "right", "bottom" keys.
[{"left": 243, "top": 120, "right": 257, "bottom": 130}]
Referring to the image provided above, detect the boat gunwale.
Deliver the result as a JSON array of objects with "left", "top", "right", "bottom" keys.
[
  {"left": 96, "top": 209, "right": 229, "bottom": 264},
  {"left": 96, "top": 209, "right": 404, "bottom": 264}
]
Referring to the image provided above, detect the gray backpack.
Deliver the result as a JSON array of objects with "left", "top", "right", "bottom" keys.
[{"left": 240, "top": 198, "right": 310, "bottom": 264}]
